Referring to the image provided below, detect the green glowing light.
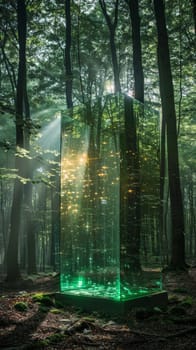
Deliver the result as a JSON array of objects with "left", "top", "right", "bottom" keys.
[
  {"left": 77, "top": 276, "right": 85, "bottom": 288},
  {"left": 60, "top": 275, "right": 161, "bottom": 301}
]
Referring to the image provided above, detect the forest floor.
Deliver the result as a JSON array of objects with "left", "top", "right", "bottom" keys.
[{"left": 0, "top": 268, "right": 196, "bottom": 349}]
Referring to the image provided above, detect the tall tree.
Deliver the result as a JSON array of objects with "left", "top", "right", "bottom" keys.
[
  {"left": 6, "top": 0, "right": 27, "bottom": 281},
  {"left": 121, "top": 0, "right": 144, "bottom": 272},
  {"left": 99, "top": 0, "right": 121, "bottom": 93},
  {"left": 23, "top": 87, "right": 36, "bottom": 274},
  {"left": 120, "top": 96, "right": 141, "bottom": 272},
  {"left": 154, "top": 0, "right": 186, "bottom": 269},
  {"left": 192, "top": 0, "right": 196, "bottom": 34},
  {"left": 125, "top": 0, "right": 144, "bottom": 102},
  {"left": 65, "top": 0, "right": 73, "bottom": 108}
]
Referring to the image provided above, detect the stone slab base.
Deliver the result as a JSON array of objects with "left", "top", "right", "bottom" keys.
[{"left": 55, "top": 291, "right": 168, "bottom": 316}]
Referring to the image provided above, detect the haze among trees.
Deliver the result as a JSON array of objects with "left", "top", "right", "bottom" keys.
[{"left": 0, "top": 0, "right": 195, "bottom": 282}]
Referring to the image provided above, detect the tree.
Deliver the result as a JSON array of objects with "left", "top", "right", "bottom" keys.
[
  {"left": 192, "top": 0, "right": 196, "bottom": 34},
  {"left": 23, "top": 98, "right": 36, "bottom": 274},
  {"left": 153, "top": 0, "right": 186, "bottom": 269},
  {"left": 120, "top": 0, "right": 144, "bottom": 272},
  {"left": 125, "top": 0, "right": 144, "bottom": 102},
  {"left": 120, "top": 96, "right": 141, "bottom": 272},
  {"left": 99, "top": 0, "right": 121, "bottom": 93},
  {"left": 64, "top": 0, "right": 73, "bottom": 109},
  {"left": 6, "top": 0, "right": 27, "bottom": 281}
]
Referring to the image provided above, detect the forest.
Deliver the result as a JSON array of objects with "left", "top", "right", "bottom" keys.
[{"left": 0, "top": 0, "right": 196, "bottom": 348}]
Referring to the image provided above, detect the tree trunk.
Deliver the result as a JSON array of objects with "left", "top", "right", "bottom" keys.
[
  {"left": 65, "top": 0, "right": 73, "bottom": 108},
  {"left": 109, "top": 29, "right": 121, "bottom": 93},
  {"left": 23, "top": 71, "right": 37, "bottom": 274},
  {"left": 99, "top": 0, "right": 121, "bottom": 93},
  {"left": 24, "top": 161, "right": 36, "bottom": 275},
  {"left": 6, "top": 0, "right": 27, "bottom": 281},
  {"left": 154, "top": 0, "right": 186, "bottom": 269},
  {"left": 120, "top": 96, "right": 141, "bottom": 273},
  {"left": 123, "top": 0, "right": 144, "bottom": 271},
  {"left": 51, "top": 168, "right": 60, "bottom": 271},
  {"left": 160, "top": 111, "right": 167, "bottom": 262},
  {"left": 126, "top": 0, "right": 144, "bottom": 102},
  {"left": 192, "top": 0, "right": 196, "bottom": 34}
]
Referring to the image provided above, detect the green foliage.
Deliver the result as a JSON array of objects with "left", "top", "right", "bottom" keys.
[
  {"left": 32, "top": 293, "right": 54, "bottom": 307},
  {"left": 14, "top": 301, "right": 28, "bottom": 312},
  {"left": 27, "top": 333, "right": 65, "bottom": 348}
]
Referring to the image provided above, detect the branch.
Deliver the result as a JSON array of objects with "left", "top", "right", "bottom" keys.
[
  {"left": 114, "top": 0, "right": 119, "bottom": 29},
  {"left": 99, "top": 0, "right": 112, "bottom": 30},
  {"left": 99, "top": 0, "right": 119, "bottom": 32}
]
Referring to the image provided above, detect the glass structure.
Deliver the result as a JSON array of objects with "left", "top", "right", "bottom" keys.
[{"left": 60, "top": 94, "right": 163, "bottom": 302}]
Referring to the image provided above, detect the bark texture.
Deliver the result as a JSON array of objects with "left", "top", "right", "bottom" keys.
[{"left": 154, "top": 0, "right": 186, "bottom": 269}]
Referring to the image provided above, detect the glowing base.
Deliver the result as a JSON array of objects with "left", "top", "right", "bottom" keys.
[
  {"left": 60, "top": 282, "right": 161, "bottom": 301},
  {"left": 55, "top": 290, "right": 168, "bottom": 315},
  {"left": 60, "top": 271, "right": 162, "bottom": 301}
]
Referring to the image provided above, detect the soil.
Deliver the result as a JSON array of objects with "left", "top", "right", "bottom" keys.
[{"left": 0, "top": 269, "right": 196, "bottom": 349}]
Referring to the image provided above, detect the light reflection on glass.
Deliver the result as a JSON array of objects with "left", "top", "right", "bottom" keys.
[{"left": 60, "top": 95, "right": 162, "bottom": 302}]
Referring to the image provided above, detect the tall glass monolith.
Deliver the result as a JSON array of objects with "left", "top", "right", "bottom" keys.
[{"left": 60, "top": 94, "right": 163, "bottom": 303}]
